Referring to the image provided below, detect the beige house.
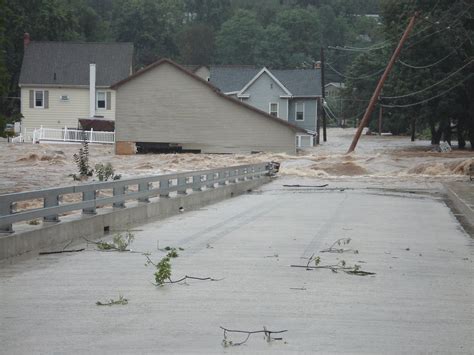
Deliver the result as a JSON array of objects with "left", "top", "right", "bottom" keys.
[
  {"left": 18, "top": 37, "right": 133, "bottom": 134},
  {"left": 111, "top": 59, "right": 304, "bottom": 154}
]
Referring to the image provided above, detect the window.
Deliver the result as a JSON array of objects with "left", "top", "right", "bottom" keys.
[
  {"left": 35, "top": 90, "right": 44, "bottom": 108},
  {"left": 96, "top": 91, "right": 106, "bottom": 109},
  {"left": 269, "top": 102, "right": 278, "bottom": 117},
  {"left": 296, "top": 102, "right": 304, "bottom": 121}
]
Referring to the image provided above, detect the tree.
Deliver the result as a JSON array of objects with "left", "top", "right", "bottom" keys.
[
  {"left": 254, "top": 25, "right": 292, "bottom": 68},
  {"left": 215, "top": 10, "right": 264, "bottom": 64},
  {"left": 178, "top": 24, "right": 215, "bottom": 65},
  {"left": 340, "top": 0, "right": 473, "bottom": 148},
  {"left": 114, "top": 0, "right": 185, "bottom": 67},
  {"left": 275, "top": 8, "right": 320, "bottom": 63}
]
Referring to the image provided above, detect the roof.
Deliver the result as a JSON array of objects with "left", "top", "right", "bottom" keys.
[
  {"left": 78, "top": 119, "right": 115, "bottom": 132},
  {"left": 19, "top": 41, "right": 134, "bottom": 87},
  {"left": 110, "top": 58, "right": 306, "bottom": 133},
  {"left": 209, "top": 66, "right": 322, "bottom": 96},
  {"left": 325, "top": 82, "right": 346, "bottom": 89},
  {"left": 209, "top": 66, "right": 260, "bottom": 93}
]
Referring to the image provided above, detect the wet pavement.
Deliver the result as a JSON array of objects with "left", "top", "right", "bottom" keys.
[{"left": 1, "top": 177, "right": 473, "bottom": 354}]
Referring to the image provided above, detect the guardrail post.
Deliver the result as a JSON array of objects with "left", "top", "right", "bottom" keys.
[
  {"left": 43, "top": 194, "right": 59, "bottom": 222},
  {"left": 229, "top": 169, "right": 237, "bottom": 183},
  {"left": 206, "top": 173, "right": 215, "bottom": 189},
  {"left": 138, "top": 182, "right": 150, "bottom": 203},
  {"left": 82, "top": 190, "right": 97, "bottom": 215},
  {"left": 160, "top": 179, "right": 170, "bottom": 198},
  {"left": 218, "top": 171, "right": 227, "bottom": 186},
  {"left": 0, "top": 201, "right": 13, "bottom": 233},
  {"left": 113, "top": 186, "right": 127, "bottom": 208},
  {"left": 177, "top": 177, "right": 187, "bottom": 195},
  {"left": 192, "top": 175, "right": 202, "bottom": 191}
]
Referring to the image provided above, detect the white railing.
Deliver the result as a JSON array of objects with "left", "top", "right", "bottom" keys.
[{"left": 32, "top": 126, "right": 115, "bottom": 144}]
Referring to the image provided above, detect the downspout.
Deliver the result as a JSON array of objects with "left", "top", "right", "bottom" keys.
[{"left": 89, "top": 63, "right": 96, "bottom": 118}]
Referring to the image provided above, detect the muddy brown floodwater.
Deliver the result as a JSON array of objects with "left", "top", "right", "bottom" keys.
[{"left": 0, "top": 128, "right": 472, "bottom": 197}]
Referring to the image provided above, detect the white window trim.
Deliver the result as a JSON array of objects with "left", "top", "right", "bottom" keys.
[
  {"left": 238, "top": 67, "right": 292, "bottom": 96},
  {"left": 295, "top": 102, "right": 305, "bottom": 121},
  {"left": 34, "top": 90, "right": 44, "bottom": 108},
  {"left": 269, "top": 102, "right": 279, "bottom": 117},
  {"left": 96, "top": 91, "right": 107, "bottom": 110}
]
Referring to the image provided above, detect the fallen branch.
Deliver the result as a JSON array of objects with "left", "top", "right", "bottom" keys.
[
  {"left": 157, "top": 275, "right": 223, "bottom": 285},
  {"left": 39, "top": 248, "right": 84, "bottom": 255},
  {"left": 320, "top": 238, "right": 358, "bottom": 254},
  {"left": 145, "top": 254, "right": 222, "bottom": 286},
  {"left": 96, "top": 295, "right": 128, "bottom": 306},
  {"left": 283, "top": 184, "right": 328, "bottom": 188},
  {"left": 220, "top": 326, "right": 287, "bottom": 347},
  {"left": 39, "top": 240, "right": 85, "bottom": 255},
  {"left": 292, "top": 256, "right": 375, "bottom": 276}
]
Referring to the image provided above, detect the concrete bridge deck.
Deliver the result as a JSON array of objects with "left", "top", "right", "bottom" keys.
[{"left": 1, "top": 178, "right": 473, "bottom": 354}]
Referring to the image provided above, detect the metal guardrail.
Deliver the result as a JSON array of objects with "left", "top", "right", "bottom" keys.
[{"left": 0, "top": 163, "right": 275, "bottom": 233}]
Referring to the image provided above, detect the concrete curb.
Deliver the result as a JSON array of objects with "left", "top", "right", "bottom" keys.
[
  {"left": 0, "top": 177, "right": 270, "bottom": 260},
  {"left": 443, "top": 182, "right": 474, "bottom": 236}
]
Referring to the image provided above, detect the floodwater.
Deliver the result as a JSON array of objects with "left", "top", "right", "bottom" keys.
[{"left": 0, "top": 128, "right": 472, "bottom": 196}]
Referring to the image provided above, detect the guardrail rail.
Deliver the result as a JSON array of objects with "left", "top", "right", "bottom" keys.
[{"left": 0, "top": 163, "right": 276, "bottom": 233}]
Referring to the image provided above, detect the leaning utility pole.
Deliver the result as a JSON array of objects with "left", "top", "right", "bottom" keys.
[
  {"left": 347, "top": 12, "right": 419, "bottom": 153},
  {"left": 321, "top": 47, "right": 327, "bottom": 142}
]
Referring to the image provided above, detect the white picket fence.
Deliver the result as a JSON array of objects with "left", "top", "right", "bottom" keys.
[{"left": 30, "top": 126, "right": 115, "bottom": 144}]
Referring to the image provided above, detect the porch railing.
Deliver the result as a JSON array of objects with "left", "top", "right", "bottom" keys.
[{"left": 32, "top": 126, "right": 115, "bottom": 144}]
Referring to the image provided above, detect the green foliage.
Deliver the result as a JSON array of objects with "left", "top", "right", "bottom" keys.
[
  {"left": 154, "top": 257, "right": 172, "bottom": 285},
  {"left": 72, "top": 140, "right": 93, "bottom": 179},
  {"left": 216, "top": 10, "right": 264, "bottom": 64},
  {"left": 96, "top": 230, "right": 135, "bottom": 251},
  {"left": 95, "top": 163, "right": 121, "bottom": 181},
  {"left": 96, "top": 294, "right": 128, "bottom": 306}
]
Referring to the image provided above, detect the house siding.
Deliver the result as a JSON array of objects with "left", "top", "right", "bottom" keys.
[
  {"left": 288, "top": 99, "right": 318, "bottom": 132},
  {"left": 241, "top": 72, "right": 289, "bottom": 120},
  {"left": 20, "top": 86, "right": 116, "bottom": 132},
  {"left": 115, "top": 63, "right": 296, "bottom": 154}
]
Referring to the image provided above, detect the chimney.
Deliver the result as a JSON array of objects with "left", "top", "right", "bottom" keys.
[
  {"left": 23, "top": 33, "right": 30, "bottom": 48},
  {"left": 314, "top": 61, "right": 321, "bottom": 69},
  {"left": 89, "top": 63, "right": 96, "bottom": 118}
]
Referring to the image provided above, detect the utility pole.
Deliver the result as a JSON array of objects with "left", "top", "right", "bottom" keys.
[
  {"left": 378, "top": 104, "right": 383, "bottom": 135},
  {"left": 320, "top": 47, "right": 327, "bottom": 142},
  {"left": 347, "top": 12, "right": 419, "bottom": 154}
]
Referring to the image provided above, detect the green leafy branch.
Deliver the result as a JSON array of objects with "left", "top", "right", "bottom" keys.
[
  {"left": 291, "top": 254, "right": 375, "bottom": 276},
  {"left": 320, "top": 238, "right": 359, "bottom": 254},
  {"left": 84, "top": 230, "right": 135, "bottom": 252},
  {"left": 145, "top": 251, "right": 221, "bottom": 286},
  {"left": 96, "top": 295, "right": 128, "bottom": 306}
]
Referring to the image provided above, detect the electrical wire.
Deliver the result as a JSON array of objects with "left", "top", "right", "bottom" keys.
[
  {"left": 382, "top": 59, "right": 473, "bottom": 99},
  {"left": 326, "top": 62, "right": 385, "bottom": 80},
  {"left": 380, "top": 74, "right": 472, "bottom": 108},
  {"left": 397, "top": 41, "right": 466, "bottom": 69}
]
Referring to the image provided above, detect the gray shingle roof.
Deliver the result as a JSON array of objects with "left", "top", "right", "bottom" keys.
[
  {"left": 272, "top": 69, "right": 322, "bottom": 96},
  {"left": 209, "top": 66, "right": 260, "bottom": 93},
  {"left": 209, "top": 66, "right": 322, "bottom": 96},
  {"left": 19, "top": 42, "right": 134, "bottom": 87}
]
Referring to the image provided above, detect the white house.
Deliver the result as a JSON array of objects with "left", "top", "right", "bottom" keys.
[{"left": 18, "top": 34, "right": 133, "bottom": 135}]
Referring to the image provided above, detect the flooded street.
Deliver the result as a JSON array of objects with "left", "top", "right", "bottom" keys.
[{"left": 0, "top": 128, "right": 472, "bottom": 195}]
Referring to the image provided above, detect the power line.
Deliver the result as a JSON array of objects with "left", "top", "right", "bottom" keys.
[
  {"left": 326, "top": 62, "right": 385, "bottom": 80},
  {"left": 381, "top": 74, "right": 472, "bottom": 108},
  {"left": 397, "top": 41, "right": 466, "bottom": 69},
  {"left": 382, "top": 59, "right": 473, "bottom": 99}
]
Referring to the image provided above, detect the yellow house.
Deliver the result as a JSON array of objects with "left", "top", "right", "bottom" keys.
[{"left": 18, "top": 36, "right": 133, "bottom": 135}]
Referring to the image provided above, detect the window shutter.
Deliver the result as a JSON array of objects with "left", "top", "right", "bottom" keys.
[
  {"left": 29, "top": 90, "right": 34, "bottom": 108},
  {"left": 44, "top": 90, "right": 49, "bottom": 109},
  {"left": 106, "top": 92, "right": 111, "bottom": 110}
]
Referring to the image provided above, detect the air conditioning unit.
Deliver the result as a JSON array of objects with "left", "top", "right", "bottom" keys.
[{"left": 60, "top": 95, "right": 69, "bottom": 101}]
